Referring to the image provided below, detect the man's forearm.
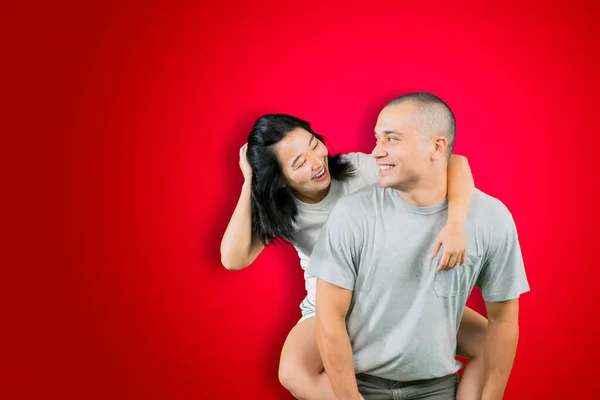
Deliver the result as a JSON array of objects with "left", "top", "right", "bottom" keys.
[
  {"left": 316, "top": 317, "right": 362, "bottom": 400},
  {"left": 482, "top": 320, "right": 519, "bottom": 400},
  {"left": 447, "top": 154, "right": 474, "bottom": 223}
]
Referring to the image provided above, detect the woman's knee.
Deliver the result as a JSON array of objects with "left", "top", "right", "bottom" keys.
[
  {"left": 278, "top": 318, "right": 324, "bottom": 395},
  {"left": 278, "top": 358, "right": 306, "bottom": 395}
]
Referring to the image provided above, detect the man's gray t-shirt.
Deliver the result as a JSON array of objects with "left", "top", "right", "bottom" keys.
[{"left": 306, "top": 185, "right": 530, "bottom": 381}]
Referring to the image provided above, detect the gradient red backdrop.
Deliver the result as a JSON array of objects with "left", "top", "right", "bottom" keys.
[{"left": 7, "top": 0, "right": 600, "bottom": 399}]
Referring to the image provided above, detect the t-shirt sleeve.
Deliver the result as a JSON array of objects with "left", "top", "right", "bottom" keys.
[
  {"left": 305, "top": 198, "right": 362, "bottom": 291},
  {"left": 476, "top": 209, "right": 530, "bottom": 302},
  {"left": 345, "top": 152, "right": 379, "bottom": 186}
]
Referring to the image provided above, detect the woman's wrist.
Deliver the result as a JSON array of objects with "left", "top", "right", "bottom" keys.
[
  {"left": 446, "top": 211, "right": 467, "bottom": 226},
  {"left": 241, "top": 180, "right": 252, "bottom": 195}
]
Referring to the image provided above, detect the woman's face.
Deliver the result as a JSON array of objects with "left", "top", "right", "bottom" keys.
[{"left": 273, "top": 127, "right": 330, "bottom": 202}]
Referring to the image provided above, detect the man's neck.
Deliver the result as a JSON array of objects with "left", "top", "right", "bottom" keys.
[{"left": 395, "top": 170, "right": 447, "bottom": 208}]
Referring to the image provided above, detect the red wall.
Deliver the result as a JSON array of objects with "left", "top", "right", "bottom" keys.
[{"left": 8, "top": 0, "right": 599, "bottom": 399}]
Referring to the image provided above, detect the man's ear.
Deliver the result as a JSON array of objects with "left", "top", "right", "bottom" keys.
[{"left": 431, "top": 136, "right": 449, "bottom": 160}]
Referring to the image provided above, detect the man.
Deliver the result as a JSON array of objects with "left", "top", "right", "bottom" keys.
[{"left": 306, "top": 92, "right": 530, "bottom": 399}]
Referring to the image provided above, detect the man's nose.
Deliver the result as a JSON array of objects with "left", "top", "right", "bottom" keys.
[{"left": 371, "top": 142, "right": 387, "bottom": 158}]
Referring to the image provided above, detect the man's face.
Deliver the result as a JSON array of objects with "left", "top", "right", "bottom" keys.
[{"left": 372, "top": 102, "right": 433, "bottom": 191}]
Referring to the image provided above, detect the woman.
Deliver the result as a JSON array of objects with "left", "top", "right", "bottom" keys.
[{"left": 220, "top": 114, "right": 486, "bottom": 399}]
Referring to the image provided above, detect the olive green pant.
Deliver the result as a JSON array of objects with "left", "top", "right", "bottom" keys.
[{"left": 356, "top": 372, "right": 458, "bottom": 400}]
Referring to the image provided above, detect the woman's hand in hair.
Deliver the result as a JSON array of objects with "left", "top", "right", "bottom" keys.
[{"left": 239, "top": 143, "right": 253, "bottom": 182}]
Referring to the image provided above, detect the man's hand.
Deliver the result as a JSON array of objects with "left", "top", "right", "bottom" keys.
[{"left": 430, "top": 221, "right": 467, "bottom": 272}]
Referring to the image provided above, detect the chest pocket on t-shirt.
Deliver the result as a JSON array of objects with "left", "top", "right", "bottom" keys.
[{"left": 433, "top": 253, "right": 483, "bottom": 297}]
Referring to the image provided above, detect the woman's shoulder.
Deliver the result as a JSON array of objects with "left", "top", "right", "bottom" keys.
[
  {"left": 341, "top": 151, "right": 371, "bottom": 164},
  {"left": 339, "top": 152, "right": 378, "bottom": 185}
]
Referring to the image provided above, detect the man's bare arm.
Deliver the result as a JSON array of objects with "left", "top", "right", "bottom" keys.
[
  {"left": 315, "top": 279, "right": 362, "bottom": 400},
  {"left": 482, "top": 299, "right": 520, "bottom": 400}
]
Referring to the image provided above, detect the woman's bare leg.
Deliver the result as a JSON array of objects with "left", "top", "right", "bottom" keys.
[
  {"left": 456, "top": 306, "right": 488, "bottom": 400},
  {"left": 279, "top": 317, "right": 337, "bottom": 400},
  {"left": 279, "top": 308, "right": 486, "bottom": 400}
]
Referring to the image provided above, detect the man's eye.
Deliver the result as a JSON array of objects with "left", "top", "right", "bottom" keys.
[{"left": 388, "top": 137, "right": 397, "bottom": 142}]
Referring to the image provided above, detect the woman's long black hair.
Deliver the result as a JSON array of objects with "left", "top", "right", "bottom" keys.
[{"left": 247, "top": 114, "right": 356, "bottom": 245}]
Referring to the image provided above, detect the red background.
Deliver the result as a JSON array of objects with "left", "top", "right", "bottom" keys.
[{"left": 6, "top": 0, "right": 600, "bottom": 399}]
